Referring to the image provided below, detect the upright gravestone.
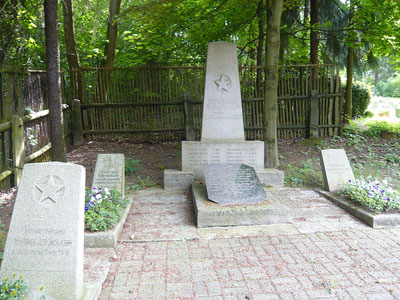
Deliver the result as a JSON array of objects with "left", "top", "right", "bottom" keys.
[
  {"left": 320, "top": 149, "right": 355, "bottom": 192},
  {"left": 201, "top": 42, "right": 244, "bottom": 141},
  {"left": 1, "top": 162, "right": 85, "bottom": 300},
  {"left": 92, "top": 154, "right": 125, "bottom": 195}
]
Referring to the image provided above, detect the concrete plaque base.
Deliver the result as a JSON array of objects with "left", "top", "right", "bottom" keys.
[{"left": 192, "top": 182, "right": 290, "bottom": 228}]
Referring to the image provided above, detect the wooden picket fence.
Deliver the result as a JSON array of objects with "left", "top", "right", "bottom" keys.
[
  {"left": 68, "top": 64, "right": 342, "bottom": 142},
  {"left": 0, "top": 68, "right": 70, "bottom": 189}
]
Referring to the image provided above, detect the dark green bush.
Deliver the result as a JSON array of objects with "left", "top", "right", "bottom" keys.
[{"left": 351, "top": 84, "right": 371, "bottom": 118}]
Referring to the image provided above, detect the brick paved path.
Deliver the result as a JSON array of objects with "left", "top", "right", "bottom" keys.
[{"left": 99, "top": 188, "right": 400, "bottom": 300}]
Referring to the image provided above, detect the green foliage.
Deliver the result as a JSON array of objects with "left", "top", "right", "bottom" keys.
[
  {"left": 376, "top": 73, "right": 400, "bottom": 97},
  {"left": 125, "top": 158, "right": 142, "bottom": 175},
  {"left": 85, "top": 187, "right": 128, "bottom": 232},
  {"left": 284, "top": 159, "right": 323, "bottom": 187},
  {"left": 343, "top": 120, "right": 400, "bottom": 139},
  {"left": 340, "top": 179, "right": 400, "bottom": 213},
  {"left": 125, "top": 176, "right": 156, "bottom": 192},
  {"left": 0, "top": 274, "right": 46, "bottom": 300},
  {"left": 343, "top": 83, "right": 371, "bottom": 118},
  {"left": 0, "top": 274, "right": 28, "bottom": 300},
  {"left": 385, "top": 153, "right": 400, "bottom": 164}
]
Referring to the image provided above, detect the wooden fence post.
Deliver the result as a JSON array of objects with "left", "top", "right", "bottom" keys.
[
  {"left": 309, "top": 90, "right": 319, "bottom": 138},
  {"left": 184, "top": 91, "right": 195, "bottom": 141},
  {"left": 71, "top": 99, "right": 84, "bottom": 146},
  {"left": 12, "top": 115, "right": 25, "bottom": 185}
]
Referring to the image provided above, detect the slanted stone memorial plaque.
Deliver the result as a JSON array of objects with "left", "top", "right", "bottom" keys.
[
  {"left": 92, "top": 154, "right": 125, "bottom": 194},
  {"left": 320, "top": 149, "right": 355, "bottom": 192},
  {"left": 204, "top": 163, "right": 266, "bottom": 205},
  {"left": 1, "top": 162, "right": 85, "bottom": 299}
]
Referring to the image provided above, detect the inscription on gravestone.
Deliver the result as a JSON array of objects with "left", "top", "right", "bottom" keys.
[
  {"left": 204, "top": 163, "right": 266, "bottom": 205},
  {"left": 92, "top": 154, "right": 125, "bottom": 194}
]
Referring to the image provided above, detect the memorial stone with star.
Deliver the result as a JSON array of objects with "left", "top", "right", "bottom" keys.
[
  {"left": 181, "top": 41, "right": 265, "bottom": 180},
  {"left": 1, "top": 162, "right": 85, "bottom": 300},
  {"left": 201, "top": 41, "right": 245, "bottom": 141}
]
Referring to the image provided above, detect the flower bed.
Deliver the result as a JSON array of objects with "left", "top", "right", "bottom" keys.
[
  {"left": 340, "top": 179, "right": 400, "bottom": 213},
  {"left": 85, "top": 187, "right": 129, "bottom": 232}
]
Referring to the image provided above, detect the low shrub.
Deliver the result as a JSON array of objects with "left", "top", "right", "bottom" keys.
[
  {"left": 343, "top": 83, "right": 371, "bottom": 118},
  {"left": 0, "top": 274, "right": 45, "bottom": 300},
  {"left": 125, "top": 158, "right": 142, "bottom": 175},
  {"left": 340, "top": 179, "right": 400, "bottom": 213},
  {"left": 85, "top": 187, "right": 128, "bottom": 232}
]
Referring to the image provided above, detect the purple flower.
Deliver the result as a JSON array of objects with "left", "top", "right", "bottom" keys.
[{"left": 85, "top": 205, "right": 89, "bottom": 211}]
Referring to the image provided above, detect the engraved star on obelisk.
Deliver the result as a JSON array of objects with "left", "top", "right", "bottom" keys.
[
  {"left": 35, "top": 176, "right": 65, "bottom": 203},
  {"left": 214, "top": 74, "right": 231, "bottom": 92}
]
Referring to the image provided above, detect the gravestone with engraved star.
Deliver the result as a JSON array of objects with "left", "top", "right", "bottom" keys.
[
  {"left": 0, "top": 162, "right": 85, "bottom": 300},
  {"left": 201, "top": 41, "right": 245, "bottom": 141}
]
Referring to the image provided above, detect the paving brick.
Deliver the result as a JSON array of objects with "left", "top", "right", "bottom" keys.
[{"left": 95, "top": 188, "right": 400, "bottom": 299}]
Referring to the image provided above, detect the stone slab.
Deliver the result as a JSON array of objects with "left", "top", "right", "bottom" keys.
[
  {"left": 316, "top": 189, "right": 400, "bottom": 228},
  {"left": 320, "top": 149, "right": 355, "bottom": 192},
  {"left": 182, "top": 141, "right": 264, "bottom": 180},
  {"left": 163, "top": 169, "right": 194, "bottom": 190},
  {"left": 192, "top": 182, "right": 290, "bottom": 228},
  {"left": 92, "top": 154, "right": 125, "bottom": 195},
  {"left": 201, "top": 41, "right": 245, "bottom": 141},
  {"left": 256, "top": 169, "right": 284, "bottom": 187},
  {"left": 1, "top": 162, "right": 85, "bottom": 300},
  {"left": 204, "top": 163, "right": 266, "bottom": 205},
  {"left": 84, "top": 195, "right": 133, "bottom": 248}
]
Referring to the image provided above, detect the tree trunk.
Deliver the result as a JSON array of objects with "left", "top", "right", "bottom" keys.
[
  {"left": 310, "top": 0, "right": 319, "bottom": 88},
  {"left": 304, "top": 0, "right": 309, "bottom": 21},
  {"left": 45, "top": 0, "right": 67, "bottom": 162},
  {"left": 256, "top": 0, "right": 265, "bottom": 96},
  {"left": 103, "top": 0, "right": 121, "bottom": 68},
  {"left": 264, "top": 0, "right": 283, "bottom": 168},
  {"left": 344, "top": 46, "right": 354, "bottom": 122},
  {"left": 62, "top": 0, "right": 84, "bottom": 102},
  {"left": 98, "top": 0, "right": 122, "bottom": 103}
]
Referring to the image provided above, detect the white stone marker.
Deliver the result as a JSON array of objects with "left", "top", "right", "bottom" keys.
[
  {"left": 1, "top": 162, "right": 85, "bottom": 300},
  {"left": 201, "top": 41, "right": 245, "bottom": 141},
  {"left": 92, "top": 154, "right": 125, "bottom": 194},
  {"left": 320, "top": 149, "right": 355, "bottom": 192}
]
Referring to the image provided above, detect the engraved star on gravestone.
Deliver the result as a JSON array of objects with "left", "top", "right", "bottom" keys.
[
  {"left": 35, "top": 175, "right": 65, "bottom": 203},
  {"left": 214, "top": 74, "right": 231, "bottom": 92}
]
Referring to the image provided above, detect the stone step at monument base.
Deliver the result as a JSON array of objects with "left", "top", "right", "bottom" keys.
[
  {"left": 192, "top": 182, "right": 290, "bottom": 228},
  {"left": 164, "top": 168, "right": 284, "bottom": 190}
]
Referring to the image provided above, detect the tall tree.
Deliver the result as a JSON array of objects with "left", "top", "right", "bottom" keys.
[
  {"left": 102, "top": 0, "right": 121, "bottom": 68},
  {"left": 44, "top": 0, "right": 67, "bottom": 161},
  {"left": 62, "top": 0, "right": 84, "bottom": 101},
  {"left": 310, "top": 0, "right": 319, "bottom": 87},
  {"left": 98, "top": 0, "right": 122, "bottom": 104},
  {"left": 256, "top": 0, "right": 265, "bottom": 94},
  {"left": 264, "top": 0, "right": 284, "bottom": 168}
]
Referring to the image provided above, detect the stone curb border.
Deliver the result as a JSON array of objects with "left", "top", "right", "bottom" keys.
[
  {"left": 84, "top": 195, "right": 133, "bottom": 248},
  {"left": 316, "top": 189, "right": 400, "bottom": 228}
]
